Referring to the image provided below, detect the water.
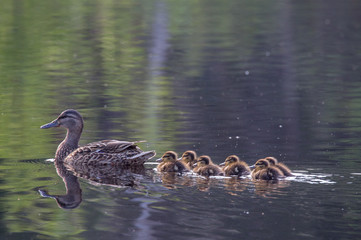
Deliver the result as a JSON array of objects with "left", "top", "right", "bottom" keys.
[{"left": 1, "top": 0, "right": 361, "bottom": 239}]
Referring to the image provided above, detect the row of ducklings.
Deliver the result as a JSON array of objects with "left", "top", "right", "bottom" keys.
[{"left": 156, "top": 151, "right": 292, "bottom": 180}]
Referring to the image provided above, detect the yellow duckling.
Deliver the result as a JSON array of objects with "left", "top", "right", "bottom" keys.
[
  {"left": 220, "top": 155, "right": 251, "bottom": 177},
  {"left": 179, "top": 150, "right": 197, "bottom": 170},
  {"left": 193, "top": 155, "right": 224, "bottom": 177},
  {"left": 156, "top": 151, "right": 189, "bottom": 173},
  {"left": 265, "top": 157, "right": 293, "bottom": 176},
  {"left": 251, "top": 159, "right": 284, "bottom": 180}
]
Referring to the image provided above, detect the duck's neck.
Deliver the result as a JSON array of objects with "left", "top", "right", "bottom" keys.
[
  {"left": 64, "top": 127, "right": 82, "bottom": 147},
  {"left": 55, "top": 127, "right": 82, "bottom": 162}
]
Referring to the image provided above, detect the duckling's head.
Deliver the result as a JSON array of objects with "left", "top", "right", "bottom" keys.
[
  {"left": 220, "top": 155, "right": 239, "bottom": 167},
  {"left": 157, "top": 151, "right": 178, "bottom": 163},
  {"left": 181, "top": 150, "right": 197, "bottom": 163},
  {"left": 265, "top": 157, "right": 278, "bottom": 165},
  {"left": 41, "top": 109, "right": 83, "bottom": 132},
  {"left": 253, "top": 159, "right": 270, "bottom": 171},
  {"left": 195, "top": 155, "right": 212, "bottom": 167}
]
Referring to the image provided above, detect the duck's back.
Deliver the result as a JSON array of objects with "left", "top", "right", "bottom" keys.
[
  {"left": 195, "top": 165, "right": 223, "bottom": 177},
  {"left": 224, "top": 162, "right": 251, "bottom": 176},
  {"left": 276, "top": 163, "right": 292, "bottom": 176},
  {"left": 252, "top": 166, "right": 284, "bottom": 180},
  {"left": 157, "top": 161, "right": 188, "bottom": 172},
  {"left": 64, "top": 140, "right": 155, "bottom": 166}
]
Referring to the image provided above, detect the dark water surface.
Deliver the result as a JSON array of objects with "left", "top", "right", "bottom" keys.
[{"left": 1, "top": 0, "right": 361, "bottom": 239}]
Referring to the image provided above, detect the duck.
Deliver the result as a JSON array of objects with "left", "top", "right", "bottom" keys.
[
  {"left": 193, "top": 155, "right": 224, "bottom": 177},
  {"left": 220, "top": 155, "right": 251, "bottom": 177},
  {"left": 179, "top": 150, "right": 197, "bottom": 170},
  {"left": 265, "top": 157, "right": 293, "bottom": 176},
  {"left": 251, "top": 158, "right": 284, "bottom": 181},
  {"left": 40, "top": 109, "right": 156, "bottom": 166},
  {"left": 156, "top": 151, "right": 189, "bottom": 173}
]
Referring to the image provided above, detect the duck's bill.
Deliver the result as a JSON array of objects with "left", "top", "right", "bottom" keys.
[
  {"left": 193, "top": 162, "right": 198, "bottom": 167},
  {"left": 40, "top": 120, "right": 60, "bottom": 129},
  {"left": 156, "top": 158, "right": 163, "bottom": 162},
  {"left": 219, "top": 162, "right": 225, "bottom": 166},
  {"left": 38, "top": 189, "right": 56, "bottom": 199},
  {"left": 249, "top": 164, "right": 255, "bottom": 169}
]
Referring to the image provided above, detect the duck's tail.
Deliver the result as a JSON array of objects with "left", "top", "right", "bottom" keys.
[{"left": 129, "top": 150, "right": 156, "bottom": 162}]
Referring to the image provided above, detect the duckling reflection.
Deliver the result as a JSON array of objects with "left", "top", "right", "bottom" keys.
[
  {"left": 38, "top": 161, "right": 82, "bottom": 209},
  {"left": 193, "top": 156, "right": 224, "bottom": 177},
  {"left": 265, "top": 157, "right": 293, "bottom": 176},
  {"left": 156, "top": 151, "right": 189, "bottom": 173},
  {"left": 224, "top": 177, "right": 251, "bottom": 195},
  {"left": 157, "top": 172, "right": 196, "bottom": 189},
  {"left": 179, "top": 150, "right": 197, "bottom": 170},
  {"left": 220, "top": 155, "right": 251, "bottom": 177},
  {"left": 251, "top": 159, "right": 284, "bottom": 180},
  {"left": 253, "top": 179, "right": 291, "bottom": 198}
]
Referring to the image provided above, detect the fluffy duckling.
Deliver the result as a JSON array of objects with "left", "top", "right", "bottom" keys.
[
  {"left": 220, "top": 155, "right": 251, "bottom": 177},
  {"left": 265, "top": 157, "right": 293, "bottom": 176},
  {"left": 193, "top": 155, "right": 224, "bottom": 177},
  {"left": 251, "top": 159, "right": 284, "bottom": 181},
  {"left": 179, "top": 150, "right": 197, "bottom": 170},
  {"left": 156, "top": 151, "right": 189, "bottom": 173}
]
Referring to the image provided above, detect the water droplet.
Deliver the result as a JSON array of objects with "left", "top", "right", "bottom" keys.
[
  {"left": 229, "top": 137, "right": 232, "bottom": 139},
  {"left": 245, "top": 71, "right": 250, "bottom": 75},
  {"left": 279, "top": 125, "right": 283, "bottom": 128}
]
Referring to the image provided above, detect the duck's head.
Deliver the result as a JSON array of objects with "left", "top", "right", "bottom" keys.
[
  {"left": 194, "top": 155, "right": 212, "bottom": 167},
  {"left": 156, "top": 151, "right": 178, "bottom": 163},
  {"left": 41, "top": 109, "right": 83, "bottom": 132},
  {"left": 265, "top": 157, "right": 278, "bottom": 165},
  {"left": 253, "top": 159, "right": 270, "bottom": 171},
  {"left": 220, "top": 155, "right": 239, "bottom": 167},
  {"left": 180, "top": 150, "right": 197, "bottom": 163}
]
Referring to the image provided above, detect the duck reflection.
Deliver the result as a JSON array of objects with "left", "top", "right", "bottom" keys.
[
  {"left": 39, "top": 160, "right": 147, "bottom": 209},
  {"left": 38, "top": 160, "right": 82, "bottom": 209}
]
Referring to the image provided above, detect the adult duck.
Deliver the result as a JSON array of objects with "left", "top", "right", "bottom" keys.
[
  {"left": 251, "top": 158, "right": 284, "bottom": 181},
  {"left": 220, "top": 155, "right": 251, "bottom": 177},
  {"left": 40, "top": 109, "right": 156, "bottom": 166}
]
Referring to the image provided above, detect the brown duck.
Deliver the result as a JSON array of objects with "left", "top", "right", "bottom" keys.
[
  {"left": 193, "top": 155, "right": 224, "bottom": 177},
  {"left": 265, "top": 157, "right": 293, "bottom": 176},
  {"left": 179, "top": 150, "right": 197, "bottom": 170},
  {"left": 220, "top": 155, "right": 251, "bottom": 177},
  {"left": 251, "top": 158, "right": 284, "bottom": 180},
  {"left": 156, "top": 151, "right": 189, "bottom": 173},
  {"left": 40, "top": 109, "right": 156, "bottom": 166}
]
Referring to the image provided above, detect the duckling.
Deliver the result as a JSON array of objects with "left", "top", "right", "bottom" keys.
[
  {"left": 40, "top": 109, "right": 155, "bottom": 166},
  {"left": 156, "top": 151, "right": 189, "bottom": 173},
  {"left": 179, "top": 150, "right": 197, "bottom": 170},
  {"left": 265, "top": 157, "right": 293, "bottom": 176},
  {"left": 251, "top": 159, "right": 284, "bottom": 180},
  {"left": 193, "top": 155, "right": 224, "bottom": 177},
  {"left": 220, "top": 155, "right": 251, "bottom": 177}
]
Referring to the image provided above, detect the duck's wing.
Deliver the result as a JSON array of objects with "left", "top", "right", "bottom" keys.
[{"left": 79, "top": 140, "right": 143, "bottom": 153}]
